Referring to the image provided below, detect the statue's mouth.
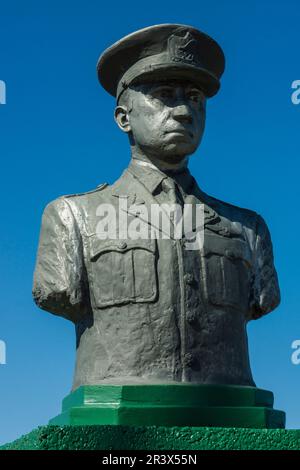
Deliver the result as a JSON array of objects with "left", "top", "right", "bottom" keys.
[{"left": 165, "top": 129, "right": 194, "bottom": 139}]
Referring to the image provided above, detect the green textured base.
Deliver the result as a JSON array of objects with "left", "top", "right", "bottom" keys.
[
  {"left": 2, "top": 425, "right": 300, "bottom": 450},
  {"left": 49, "top": 384, "right": 285, "bottom": 429}
]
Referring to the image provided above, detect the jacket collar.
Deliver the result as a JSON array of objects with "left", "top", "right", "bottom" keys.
[
  {"left": 126, "top": 158, "right": 196, "bottom": 195},
  {"left": 111, "top": 158, "right": 217, "bottom": 208},
  {"left": 110, "top": 159, "right": 226, "bottom": 235}
]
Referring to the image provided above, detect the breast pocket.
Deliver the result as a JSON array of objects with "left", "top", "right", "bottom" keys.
[
  {"left": 202, "top": 234, "right": 252, "bottom": 311},
  {"left": 88, "top": 237, "right": 158, "bottom": 308}
]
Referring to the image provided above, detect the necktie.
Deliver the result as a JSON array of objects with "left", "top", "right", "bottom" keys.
[
  {"left": 159, "top": 177, "right": 185, "bottom": 241},
  {"left": 161, "top": 177, "right": 184, "bottom": 207}
]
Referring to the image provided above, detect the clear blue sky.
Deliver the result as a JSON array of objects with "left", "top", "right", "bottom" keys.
[{"left": 0, "top": 0, "right": 299, "bottom": 445}]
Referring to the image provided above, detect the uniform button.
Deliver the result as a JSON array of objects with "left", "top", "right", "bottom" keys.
[
  {"left": 225, "top": 249, "right": 234, "bottom": 258},
  {"left": 181, "top": 240, "right": 188, "bottom": 250},
  {"left": 186, "top": 311, "right": 197, "bottom": 323},
  {"left": 186, "top": 300, "right": 192, "bottom": 308},
  {"left": 183, "top": 353, "right": 194, "bottom": 367},
  {"left": 184, "top": 273, "right": 194, "bottom": 285},
  {"left": 118, "top": 241, "right": 127, "bottom": 250}
]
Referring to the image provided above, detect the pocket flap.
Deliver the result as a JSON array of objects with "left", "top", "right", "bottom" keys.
[
  {"left": 202, "top": 232, "right": 252, "bottom": 265},
  {"left": 89, "top": 236, "right": 157, "bottom": 261}
]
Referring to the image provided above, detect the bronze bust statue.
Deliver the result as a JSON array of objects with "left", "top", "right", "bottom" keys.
[{"left": 33, "top": 24, "right": 280, "bottom": 391}]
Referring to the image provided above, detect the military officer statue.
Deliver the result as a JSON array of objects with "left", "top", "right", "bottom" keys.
[{"left": 33, "top": 24, "right": 285, "bottom": 428}]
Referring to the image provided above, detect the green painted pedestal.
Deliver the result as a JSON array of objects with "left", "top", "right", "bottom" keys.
[
  {"left": 49, "top": 384, "right": 285, "bottom": 429},
  {"left": 2, "top": 426, "right": 300, "bottom": 450}
]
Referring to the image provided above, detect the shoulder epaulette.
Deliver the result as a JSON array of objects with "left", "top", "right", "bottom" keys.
[
  {"left": 61, "top": 182, "right": 109, "bottom": 199},
  {"left": 207, "top": 193, "right": 257, "bottom": 216}
]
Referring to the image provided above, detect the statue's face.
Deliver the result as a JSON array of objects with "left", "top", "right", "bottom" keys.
[{"left": 115, "top": 79, "right": 206, "bottom": 164}]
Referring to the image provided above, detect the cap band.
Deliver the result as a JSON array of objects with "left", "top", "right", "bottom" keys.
[{"left": 116, "top": 53, "right": 219, "bottom": 102}]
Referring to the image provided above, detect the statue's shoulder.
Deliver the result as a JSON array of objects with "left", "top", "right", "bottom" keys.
[
  {"left": 203, "top": 191, "right": 259, "bottom": 228},
  {"left": 210, "top": 194, "right": 257, "bottom": 216},
  {"left": 62, "top": 182, "right": 109, "bottom": 199},
  {"left": 57, "top": 182, "right": 110, "bottom": 206},
  {"left": 42, "top": 183, "right": 110, "bottom": 219}
]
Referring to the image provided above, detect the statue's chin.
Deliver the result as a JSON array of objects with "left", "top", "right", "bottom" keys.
[
  {"left": 134, "top": 140, "right": 197, "bottom": 165},
  {"left": 157, "top": 154, "right": 188, "bottom": 164},
  {"left": 156, "top": 144, "right": 197, "bottom": 163}
]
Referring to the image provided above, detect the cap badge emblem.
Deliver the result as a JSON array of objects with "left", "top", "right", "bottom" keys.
[{"left": 168, "top": 31, "right": 198, "bottom": 65}]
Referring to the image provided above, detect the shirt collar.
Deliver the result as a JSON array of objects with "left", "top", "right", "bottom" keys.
[{"left": 127, "top": 158, "right": 195, "bottom": 195}]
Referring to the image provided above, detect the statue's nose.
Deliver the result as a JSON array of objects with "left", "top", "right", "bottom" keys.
[{"left": 172, "top": 104, "right": 193, "bottom": 124}]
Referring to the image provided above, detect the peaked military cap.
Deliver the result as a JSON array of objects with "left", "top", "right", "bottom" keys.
[{"left": 97, "top": 23, "right": 225, "bottom": 101}]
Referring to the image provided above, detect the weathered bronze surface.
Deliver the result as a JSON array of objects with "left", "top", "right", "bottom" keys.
[{"left": 33, "top": 24, "right": 280, "bottom": 390}]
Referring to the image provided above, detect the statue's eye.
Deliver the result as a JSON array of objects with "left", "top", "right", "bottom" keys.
[
  {"left": 153, "top": 88, "right": 173, "bottom": 99},
  {"left": 187, "top": 91, "right": 203, "bottom": 103}
]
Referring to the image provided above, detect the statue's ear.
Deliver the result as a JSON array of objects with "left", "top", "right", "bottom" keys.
[{"left": 114, "top": 106, "right": 131, "bottom": 133}]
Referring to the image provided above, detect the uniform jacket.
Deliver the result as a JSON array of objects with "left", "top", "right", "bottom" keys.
[{"left": 33, "top": 160, "right": 280, "bottom": 389}]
